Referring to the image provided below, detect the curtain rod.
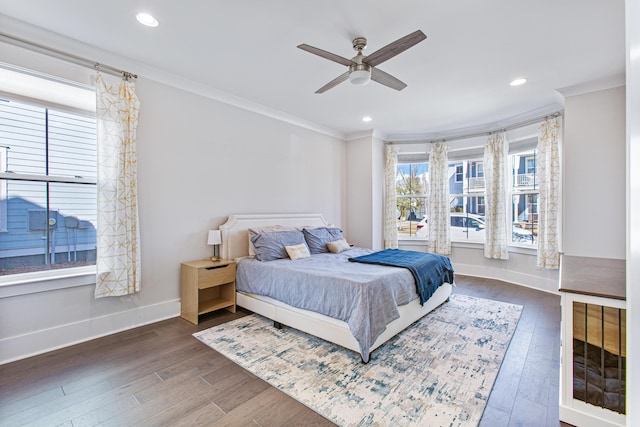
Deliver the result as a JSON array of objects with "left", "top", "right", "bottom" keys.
[
  {"left": 388, "top": 111, "right": 563, "bottom": 145},
  {"left": 0, "top": 32, "right": 137, "bottom": 80}
]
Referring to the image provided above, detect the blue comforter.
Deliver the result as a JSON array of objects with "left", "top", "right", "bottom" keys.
[{"left": 349, "top": 249, "right": 454, "bottom": 305}]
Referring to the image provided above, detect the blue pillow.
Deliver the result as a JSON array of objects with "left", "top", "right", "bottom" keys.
[
  {"left": 251, "top": 230, "right": 307, "bottom": 261},
  {"left": 303, "top": 227, "right": 344, "bottom": 254}
]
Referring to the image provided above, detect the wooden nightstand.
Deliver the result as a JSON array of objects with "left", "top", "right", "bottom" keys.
[{"left": 180, "top": 259, "right": 236, "bottom": 324}]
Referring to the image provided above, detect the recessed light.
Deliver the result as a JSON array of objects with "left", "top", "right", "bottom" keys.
[
  {"left": 510, "top": 78, "right": 527, "bottom": 86},
  {"left": 136, "top": 13, "right": 159, "bottom": 27},
  {"left": 362, "top": 116, "right": 372, "bottom": 122}
]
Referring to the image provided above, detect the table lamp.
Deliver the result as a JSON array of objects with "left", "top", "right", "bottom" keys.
[{"left": 207, "top": 229, "right": 222, "bottom": 262}]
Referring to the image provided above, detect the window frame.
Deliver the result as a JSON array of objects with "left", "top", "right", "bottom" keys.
[
  {"left": 0, "top": 68, "right": 98, "bottom": 291},
  {"left": 0, "top": 147, "right": 7, "bottom": 232},
  {"left": 395, "top": 162, "right": 429, "bottom": 239},
  {"left": 509, "top": 150, "right": 539, "bottom": 248},
  {"left": 395, "top": 152, "right": 539, "bottom": 251}
]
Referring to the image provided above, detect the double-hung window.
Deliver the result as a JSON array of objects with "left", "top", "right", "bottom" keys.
[
  {"left": 510, "top": 150, "right": 538, "bottom": 245},
  {"left": 396, "top": 162, "right": 428, "bottom": 239},
  {"left": 449, "top": 159, "right": 486, "bottom": 242},
  {"left": 0, "top": 66, "right": 97, "bottom": 277}
]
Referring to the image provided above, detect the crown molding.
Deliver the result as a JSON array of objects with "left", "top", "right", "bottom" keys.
[
  {"left": 556, "top": 73, "right": 625, "bottom": 98},
  {"left": 385, "top": 103, "right": 563, "bottom": 143},
  {"left": 0, "top": 15, "right": 347, "bottom": 141}
]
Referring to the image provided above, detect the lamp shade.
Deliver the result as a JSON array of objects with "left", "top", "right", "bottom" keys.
[{"left": 207, "top": 230, "right": 222, "bottom": 245}]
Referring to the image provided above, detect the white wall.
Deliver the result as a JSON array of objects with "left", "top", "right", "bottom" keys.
[
  {"left": 626, "top": 0, "right": 640, "bottom": 422},
  {"left": 345, "top": 133, "right": 385, "bottom": 250},
  {"left": 563, "top": 86, "right": 626, "bottom": 259},
  {"left": 0, "top": 47, "right": 346, "bottom": 362}
]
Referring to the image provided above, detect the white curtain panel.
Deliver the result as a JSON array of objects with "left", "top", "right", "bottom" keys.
[
  {"left": 95, "top": 73, "right": 141, "bottom": 298},
  {"left": 483, "top": 132, "right": 509, "bottom": 259},
  {"left": 536, "top": 118, "right": 561, "bottom": 269},
  {"left": 384, "top": 144, "right": 399, "bottom": 249},
  {"left": 427, "top": 143, "right": 451, "bottom": 254}
]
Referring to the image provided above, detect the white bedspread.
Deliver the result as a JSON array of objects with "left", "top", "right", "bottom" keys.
[{"left": 236, "top": 247, "right": 419, "bottom": 362}]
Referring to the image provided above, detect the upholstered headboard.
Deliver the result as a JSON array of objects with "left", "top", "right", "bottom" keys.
[{"left": 219, "top": 213, "right": 329, "bottom": 260}]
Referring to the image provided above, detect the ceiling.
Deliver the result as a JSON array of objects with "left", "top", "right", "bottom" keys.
[{"left": 0, "top": 0, "right": 626, "bottom": 140}]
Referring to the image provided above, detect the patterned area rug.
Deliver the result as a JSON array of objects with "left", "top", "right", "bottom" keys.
[{"left": 194, "top": 294, "right": 522, "bottom": 427}]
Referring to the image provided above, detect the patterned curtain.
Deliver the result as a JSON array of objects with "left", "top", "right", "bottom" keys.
[
  {"left": 95, "top": 72, "right": 141, "bottom": 298},
  {"left": 384, "top": 144, "right": 399, "bottom": 249},
  {"left": 536, "top": 118, "right": 561, "bottom": 269},
  {"left": 427, "top": 143, "right": 451, "bottom": 254},
  {"left": 483, "top": 132, "right": 509, "bottom": 259}
]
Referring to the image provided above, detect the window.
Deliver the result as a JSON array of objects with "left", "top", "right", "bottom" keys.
[
  {"left": 0, "top": 93, "right": 97, "bottom": 276},
  {"left": 397, "top": 155, "right": 538, "bottom": 246},
  {"left": 396, "top": 162, "right": 428, "bottom": 239},
  {"left": 454, "top": 164, "right": 463, "bottom": 182},
  {"left": 0, "top": 147, "right": 7, "bottom": 232},
  {"left": 449, "top": 160, "right": 486, "bottom": 242},
  {"left": 510, "top": 151, "right": 538, "bottom": 245}
]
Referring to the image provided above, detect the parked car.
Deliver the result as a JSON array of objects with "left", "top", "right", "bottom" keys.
[
  {"left": 416, "top": 213, "right": 535, "bottom": 243},
  {"left": 416, "top": 212, "right": 485, "bottom": 241}
]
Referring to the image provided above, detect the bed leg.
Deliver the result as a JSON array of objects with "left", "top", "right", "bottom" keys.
[{"left": 273, "top": 321, "right": 283, "bottom": 329}]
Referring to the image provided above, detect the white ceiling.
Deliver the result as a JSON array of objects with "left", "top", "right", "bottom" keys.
[{"left": 0, "top": 0, "right": 626, "bottom": 140}]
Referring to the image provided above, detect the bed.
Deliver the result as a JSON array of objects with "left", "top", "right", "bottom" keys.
[{"left": 219, "top": 213, "right": 454, "bottom": 362}]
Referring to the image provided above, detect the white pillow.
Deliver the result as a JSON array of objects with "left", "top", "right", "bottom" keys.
[
  {"left": 326, "top": 238, "right": 351, "bottom": 254},
  {"left": 285, "top": 243, "right": 311, "bottom": 260}
]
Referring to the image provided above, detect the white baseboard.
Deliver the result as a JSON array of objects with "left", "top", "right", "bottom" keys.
[
  {"left": 453, "top": 262, "right": 559, "bottom": 294},
  {"left": 0, "top": 299, "right": 180, "bottom": 365}
]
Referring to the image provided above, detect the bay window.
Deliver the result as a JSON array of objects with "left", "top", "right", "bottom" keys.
[{"left": 396, "top": 151, "right": 539, "bottom": 247}]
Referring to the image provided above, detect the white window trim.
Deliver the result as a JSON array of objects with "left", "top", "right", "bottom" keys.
[{"left": 0, "top": 266, "right": 96, "bottom": 298}]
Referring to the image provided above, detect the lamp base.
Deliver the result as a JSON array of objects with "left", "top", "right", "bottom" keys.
[{"left": 210, "top": 256, "right": 221, "bottom": 262}]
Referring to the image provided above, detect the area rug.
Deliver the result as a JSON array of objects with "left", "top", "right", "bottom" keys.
[{"left": 193, "top": 294, "right": 522, "bottom": 427}]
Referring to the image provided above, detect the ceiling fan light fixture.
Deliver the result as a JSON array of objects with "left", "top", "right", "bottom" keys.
[
  {"left": 349, "top": 69, "right": 371, "bottom": 85},
  {"left": 349, "top": 63, "right": 371, "bottom": 86}
]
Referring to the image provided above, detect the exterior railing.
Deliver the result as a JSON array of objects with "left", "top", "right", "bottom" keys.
[
  {"left": 515, "top": 173, "right": 536, "bottom": 187},
  {"left": 466, "top": 177, "right": 485, "bottom": 190}
]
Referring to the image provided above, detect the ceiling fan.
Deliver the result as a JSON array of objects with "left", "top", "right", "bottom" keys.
[{"left": 297, "top": 30, "right": 427, "bottom": 94}]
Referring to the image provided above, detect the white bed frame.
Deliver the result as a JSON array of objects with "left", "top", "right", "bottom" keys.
[{"left": 220, "top": 213, "right": 453, "bottom": 359}]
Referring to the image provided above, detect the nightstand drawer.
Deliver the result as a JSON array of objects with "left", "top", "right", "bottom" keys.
[{"left": 198, "top": 264, "right": 235, "bottom": 289}]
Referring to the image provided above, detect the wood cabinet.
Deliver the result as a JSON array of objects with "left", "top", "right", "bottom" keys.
[
  {"left": 180, "top": 259, "right": 236, "bottom": 324},
  {"left": 559, "top": 255, "right": 626, "bottom": 427}
]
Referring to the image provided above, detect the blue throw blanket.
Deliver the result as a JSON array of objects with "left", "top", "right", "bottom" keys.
[{"left": 349, "top": 249, "right": 454, "bottom": 305}]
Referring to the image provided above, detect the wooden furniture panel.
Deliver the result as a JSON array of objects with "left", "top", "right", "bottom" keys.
[{"left": 180, "top": 259, "right": 236, "bottom": 325}]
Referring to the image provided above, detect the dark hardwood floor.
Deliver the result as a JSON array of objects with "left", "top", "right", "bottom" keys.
[{"left": 0, "top": 276, "right": 571, "bottom": 427}]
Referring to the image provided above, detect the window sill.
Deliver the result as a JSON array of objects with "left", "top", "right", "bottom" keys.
[
  {"left": 0, "top": 266, "right": 96, "bottom": 298},
  {"left": 398, "top": 239, "right": 537, "bottom": 254}
]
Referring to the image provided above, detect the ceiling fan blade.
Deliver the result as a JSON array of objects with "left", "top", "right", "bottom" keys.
[
  {"left": 363, "top": 30, "right": 427, "bottom": 67},
  {"left": 297, "top": 44, "right": 356, "bottom": 67},
  {"left": 370, "top": 67, "right": 407, "bottom": 91},
  {"left": 315, "top": 72, "right": 350, "bottom": 94}
]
